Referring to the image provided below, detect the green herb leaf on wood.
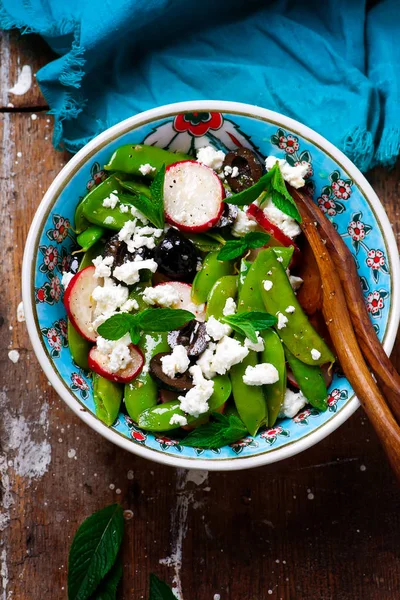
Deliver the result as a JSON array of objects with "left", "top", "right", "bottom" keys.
[
  {"left": 149, "top": 573, "right": 177, "bottom": 600},
  {"left": 89, "top": 559, "right": 123, "bottom": 600}
]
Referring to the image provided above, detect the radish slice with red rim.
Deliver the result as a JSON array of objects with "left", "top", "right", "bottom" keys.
[
  {"left": 88, "top": 344, "right": 144, "bottom": 383},
  {"left": 63, "top": 265, "right": 100, "bottom": 342},
  {"left": 246, "top": 204, "right": 299, "bottom": 252}
]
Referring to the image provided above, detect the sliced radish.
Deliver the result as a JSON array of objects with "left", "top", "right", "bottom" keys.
[
  {"left": 154, "top": 282, "right": 206, "bottom": 321},
  {"left": 164, "top": 160, "right": 224, "bottom": 232},
  {"left": 246, "top": 204, "right": 299, "bottom": 252},
  {"left": 63, "top": 265, "right": 100, "bottom": 342},
  {"left": 88, "top": 344, "right": 144, "bottom": 383}
]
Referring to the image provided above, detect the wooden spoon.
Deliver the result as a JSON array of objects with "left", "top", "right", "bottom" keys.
[
  {"left": 291, "top": 186, "right": 400, "bottom": 424},
  {"left": 296, "top": 200, "right": 400, "bottom": 480}
]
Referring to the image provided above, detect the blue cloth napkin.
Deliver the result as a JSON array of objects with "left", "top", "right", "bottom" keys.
[{"left": 1, "top": 0, "right": 399, "bottom": 171}]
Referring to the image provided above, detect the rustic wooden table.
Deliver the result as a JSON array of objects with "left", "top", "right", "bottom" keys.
[{"left": 1, "top": 30, "right": 399, "bottom": 600}]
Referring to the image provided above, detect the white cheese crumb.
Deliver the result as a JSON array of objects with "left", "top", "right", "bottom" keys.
[
  {"left": 277, "top": 312, "right": 288, "bottom": 329},
  {"left": 142, "top": 284, "right": 180, "bottom": 308},
  {"left": 210, "top": 336, "right": 249, "bottom": 375},
  {"left": 96, "top": 333, "right": 133, "bottom": 373},
  {"left": 31, "top": 113, "right": 37, "bottom": 121},
  {"left": 285, "top": 305, "right": 295, "bottom": 313},
  {"left": 17, "top": 301, "right": 25, "bottom": 322},
  {"left": 178, "top": 366, "right": 215, "bottom": 417},
  {"left": 242, "top": 363, "right": 279, "bottom": 386},
  {"left": 130, "top": 206, "right": 148, "bottom": 223},
  {"left": 276, "top": 256, "right": 284, "bottom": 263},
  {"left": 61, "top": 271, "right": 75, "bottom": 289},
  {"left": 161, "top": 345, "right": 190, "bottom": 379},
  {"left": 102, "top": 191, "right": 119, "bottom": 209},
  {"left": 222, "top": 297, "right": 237, "bottom": 316},
  {"left": 263, "top": 280, "right": 273, "bottom": 291},
  {"left": 231, "top": 207, "right": 258, "bottom": 238},
  {"left": 196, "top": 146, "right": 225, "bottom": 171},
  {"left": 288, "top": 273, "right": 303, "bottom": 291},
  {"left": 206, "top": 316, "right": 232, "bottom": 341},
  {"left": 223, "top": 165, "right": 233, "bottom": 176},
  {"left": 104, "top": 216, "right": 114, "bottom": 225},
  {"left": 120, "top": 298, "right": 139, "bottom": 312},
  {"left": 265, "top": 155, "right": 309, "bottom": 189},
  {"left": 231, "top": 166, "right": 239, "bottom": 178},
  {"left": 113, "top": 257, "right": 158, "bottom": 285},
  {"left": 118, "top": 219, "right": 162, "bottom": 252},
  {"left": 92, "top": 277, "right": 129, "bottom": 322},
  {"left": 196, "top": 343, "right": 217, "bottom": 380},
  {"left": 262, "top": 198, "right": 301, "bottom": 239},
  {"left": 139, "top": 163, "right": 156, "bottom": 176},
  {"left": 244, "top": 333, "right": 264, "bottom": 352},
  {"left": 311, "top": 348, "right": 321, "bottom": 361},
  {"left": 17, "top": 151, "right": 22, "bottom": 158},
  {"left": 93, "top": 255, "right": 114, "bottom": 278},
  {"left": 120, "top": 204, "right": 129, "bottom": 213},
  {"left": 169, "top": 414, "right": 188, "bottom": 427},
  {"left": 279, "top": 388, "right": 307, "bottom": 418},
  {"left": 8, "top": 349, "right": 20, "bottom": 363}
]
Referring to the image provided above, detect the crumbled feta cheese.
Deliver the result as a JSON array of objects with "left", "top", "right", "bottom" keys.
[
  {"left": 265, "top": 156, "right": 309, "bottom": 189},
  {"left": 130, "top": 206, "right": 148, "bottom": 223},
  {"left": 223, "top": 297, "right": 236, "bottom": 317},
  {"left": 96, "top": 333, "right": 133, "bottom": 373},
  {"left": 206, "top": 316, "right": 232, "bottom": 341},
  {"left": 242, "top": 363, "right": 279, "bottom": 386},
  {"left": 263, "top": 280, "right": 273, "bottom": 291},
  {"left": 92, "top": 277, "right": 129, "bottom": 321},
  {"left": 285, "top": 305, "right": 295, "bottom": 313},
  {"left": 231, "top": 166, "right": 239, "bottom": 178},
  {"left": 61, "top": 271, "right": 75, "bottom": 290},
  {"left": 311, "top": 348, "right": 321, "bottom": 361},
  {"left": 288, "top": 274, "right": 303, "bottom": 291},
  {"left": 139, "top": 163, "right": 156, "bottom": 176},
  {"left": 161, "top": 345, "right": 190, "bottom": 379},
  {"left": 210, "top": 336, "right": 249, "bottom": 375},
  {"left": 223, "top": 165, "right": 233, "bottom": 176},
  {"left": 104, "top": 216, "right": 114, "bottom": 225},
  {"left": 262, "top": 198, "right": 301, "bottom": 239},
  {"left": 169, "top": 414, "right": 188, "bottom": 427},
  {"left": 232, "top": 207, "right": 258, "bottom": 238},
  {"left": 196, "top": 146, "right": 225, "bottom": 171},
  {"left": 120, "top": 298, "right": 139, "bottom": 312},
  {"left": 8, "top": 349, "right": 20, "bottom": 363},
  {"left": 17, "top": 301, "right": 25, "bottom": 322},
  {"left": 178, "top": 366, "right": 214, "bottom": 417},
  {"left": 93, "top": 255, "right": 114, "bottom": 278},
  {"left": 196, "top": 343, "right": 217, "bottom": 379},
  {"left": 120, "top": 204, "right": 129, "bottom": 213},
  {"left": 276, "top": 256, "right": 284, "bottom": 263},
  {"left": 118, "top": 219, "right": 162, "bottom": 252},
  {"left": 244, "top": 333, "right": 264, "bottom": 352},
  {"left": 277, "top": 312, "right": 288, "bottom": 329},
  {"left": 102, "top": 191, "right": 119, "bottom": 209},
  {"left": 113, "top": 257, "right": 158, "bottom": 286},
  {"left": 279, "top": 388, "right": 307, "bottom": 418},
  {"left": 143, "top": 284, "right": 180, "bottom": 308}
]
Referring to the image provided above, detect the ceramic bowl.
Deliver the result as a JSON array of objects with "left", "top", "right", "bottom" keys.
[{"left": 22, "top": 101, "right": 400, "bottom": 470}]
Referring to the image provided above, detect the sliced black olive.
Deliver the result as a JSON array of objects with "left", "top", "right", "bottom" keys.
[
  {"left": 103, "top": 234, "right": 153, "bottom": 281},
  {"left": 167, "top": 320, "right": 209, "bottom": 358},
  {"left": 150, "top": 352, "right": 194, "bottom": 392},
  {"left": 154, "top": 228, "right": 198, "bottom": 281},
  {"left": 214, "top": 203, "right": 238, "bottom": 229},
  {"left": 223, "top": 147, "right": 264, "bottom": 193}
]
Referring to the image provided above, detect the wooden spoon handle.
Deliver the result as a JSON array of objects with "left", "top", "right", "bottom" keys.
[
  {"left": 298, "top": 203, "right": 400, "bottom": 480},
  {"left": 291, "top": 187, "right": 400, "bottom": 423}
]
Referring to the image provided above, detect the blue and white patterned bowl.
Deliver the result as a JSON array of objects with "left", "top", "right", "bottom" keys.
[{"left": 22, "top": 101, "right": 400, "bottom": 470}]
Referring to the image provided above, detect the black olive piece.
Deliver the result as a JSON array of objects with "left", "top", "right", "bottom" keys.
[
  {"left": 154, "top": 228, "right": 198, "bottom": 281},
  {"left": 214, "top": 203, "right": 238, "bottom": 229},
  {"left": 223, "top": 147, "right": 264, "bottom": 193},
  {"left": 150, "top": 352, "right": 194, "bottom": 392},
  {"left": 103, "top": 234, "right": 153, "bottom": 280},
  {"left": 168, "top": 320, "right": 209, "bottom": 358}
]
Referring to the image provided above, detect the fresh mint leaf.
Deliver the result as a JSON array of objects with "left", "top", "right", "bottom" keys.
[
  {"left": 129, "top": 324, "right": 141, "bottom": 345},
  {"left": 97, "top": 314, "right": 133, "bottom": 341},
  {"left": 262, "top": 162, "right": 302, "bottom": 222},
  {"left": 224, "top": 171, "right": 272, "bottom": 207},
  {"left": 68, "top": 504, "right": 124, "bottom": 600},
  {"left": 149, "top": 573, "right": 176, "bottom": 600},
  {"left": 137, "top": 308, "right": 195, "bottom": 332},
  {"left": 148, "top": 165, "right": 166, "bottom": 229},
  {"left": 90, "top": 558, "right": 122, "bottom": 600},
  {"left": 181, "top": 413, "right": 248, "bottom": 448},
  {"left": 222, "top": 311, "right": 277, "bottom": 343},
  {"left": 243, "top": 231, "right": 270, "bottom": 249},
  {"left": 217, "top": 239, "right": 247, "bottom": 261}
]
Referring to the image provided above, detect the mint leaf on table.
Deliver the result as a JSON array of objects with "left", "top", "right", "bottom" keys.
[
  {"left": 181, "top": 413, "right": 248, "bottom": 449},
  {"left": 68, "top": 504, "right": 124, "bottom": 600},
  {"left": 149, "top": 573, "right": 177, "bottom": 600},
  {"left": 217, "top": 232, "right": 270, "bottom": 261},
  {"left": 262, "top": 162, "right": 302, "bottom": 222},
  {"left": 90, "top": 558, "right": 123, "bottom": 600},
  {"left": 97, "top": 314, "right": 133, "bottom": 341},
  {"left": 137, "top": 308, "right": 195, "bottom": 332},
  {"left": 222, "top": 311, "right": 278, "bottom": 343}
]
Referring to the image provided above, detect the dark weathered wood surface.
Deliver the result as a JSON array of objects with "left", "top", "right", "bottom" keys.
[{"left": 1, "top": 30, "right": 399, "bottom": 600}]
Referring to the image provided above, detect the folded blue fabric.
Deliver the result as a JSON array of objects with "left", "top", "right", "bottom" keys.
[{"left": 1, "top": 0, "right": 399, "bottom": 171}]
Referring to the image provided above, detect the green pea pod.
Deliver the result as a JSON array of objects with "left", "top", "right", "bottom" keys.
[
  {"left": 230, "top": 349, "right": 267, "bottom": 436},
  {"left": 206, "top": 275, "right": 238, "bottom": 320},
  {"left": 191, "top": 251, "right": 235, "bottom": 304},
  {"left": 124, "top": 333, "right": 170, "bottom": 421},
  {"left": 105, "top": 144, "right": 190, "bottom": 176},
  {"left": 285, "top": 346, "right": 328, "bottom": 411},
  {"left": 137, "top": 374, "right": 231, "bottom": 431},
  {"left": 117, "top": 177, "right": 151, "bottom": 199},
  {"left": 184, "top": 233, "right": 223, "bottom": 253},
  {"left": 78, "top": 240, "right": 104, "bottom": 271},
  {"left": 93, "top": 374, "right": 123, "bottom": 426},
  {"left": 74, "top": 200, "right": 90, "bottom": 234},
  {"left": 76, "top": 225, "right": 105, "bottom": 252},
  {"left": 237, "top": 258, "right": 265, "bottom": 313},
  {"left": 271, "top": 246, "right": 294, "bottom": 269},
  {"left": 238, "top": 259, "right": 251, "bottom": 295},
  {"left": 257, "top": 249, "right": 335, "bottom": 366},
  {"left": 81, "top": 174, "right": 133, "bottom": 230},
  {"left": 67, "top": 320, "right": 90, "bottom": 370},
  {"left": 261, "top": 329, "right": 286, "bottom": 427}
]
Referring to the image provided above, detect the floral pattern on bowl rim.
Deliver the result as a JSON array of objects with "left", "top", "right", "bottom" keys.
[{"left": 23, "top": 101, "right": 400, "bottom": 470}]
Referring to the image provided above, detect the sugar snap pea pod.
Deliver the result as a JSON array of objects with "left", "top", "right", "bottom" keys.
[
  {"left": 237, "top": 259, "right": 265, "bottom": 313},
  {"left": 125, "top": 333, "right": 170, "bottom": 422},
  {"left": 105, "top": 144, "right": 190, "bottom": 177},
  {"left": 261, "top": 329, "right": 286, "bottom": 426},
  {"left": 206, "top": 275, "right": 238, "bottom": 320},
  {"left": 272, "top": 246, "right": 294, "bottom": 269},
  {"left": 137, "top": 374, "right": 231, "bottom": 431},
  {"left": 117, "top": 177, "right": 152, "bottom": 199},
  {"left": 67, "top": 320, "right": 90, "bottom": 370},
  {"left": 184, "top": 233, "right": 223, "bottom": 253},
  {"left": 74, "top": 201, "right": 90, "bottom": 234},
  {"left": 78, "top": 240, "right": 104, "bottom": 271},
  {"left": 81, "top": 174, "right": 133, "bottom": 230},
  {"left": 238, "top": 259, "right": 251, "bottom": 295},
  {"left": 76, "top": 225, "right": 105, "bottom": 252},
  {"left": 191, "top": 252, "right": 235, "bottom": 304},
  {"left": 284, "top": 346, "right": 328, "bottom": 411},
  {"left": 257, "top": 249, "right": 335, "bottom": 366},
  {"left": 230, "top": 349, "right": 267, "bottom": 436},
  {"left": 93, "top": 374, "right": 123, "bottom": 426}
]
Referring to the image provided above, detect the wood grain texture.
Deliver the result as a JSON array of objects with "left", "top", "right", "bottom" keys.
[{"left": 0, "top": 30, "right": 400, "bottom": 600}]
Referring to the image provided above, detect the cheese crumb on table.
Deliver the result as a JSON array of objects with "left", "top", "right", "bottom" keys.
[
  {"left": 17, "top": 301, "right": 25, "bottom": 322},
  {"left": 161, "top": 345, "right": 190, "bottom": 379},
  {"left": 242, "top": 363, "right": 279, "bottom": 386},
  {"left": 8, "top": 349, "right": 20, "bottom": 363}
]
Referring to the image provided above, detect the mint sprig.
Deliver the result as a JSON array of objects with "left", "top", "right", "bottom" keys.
[
  {"left": 222, "top": 311, "right": 277, "bottom": 343},
  {"left": 149, "top": 573, "right": 177, "bottom": 600},
  {"left": 217, "top": 231, "right": 270, "bottom": 261},
  {"left": 181, "top": 413, "right": 248, "bottom": 448},
  {"left": 225, "top": 161, "right": 302, "bottom": 223},
  {"left": 118, "top": 165, "right": 165, "bottom": 228},
  {"left": 97, "top": 308, "right": 195, "bottom": 343}
]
